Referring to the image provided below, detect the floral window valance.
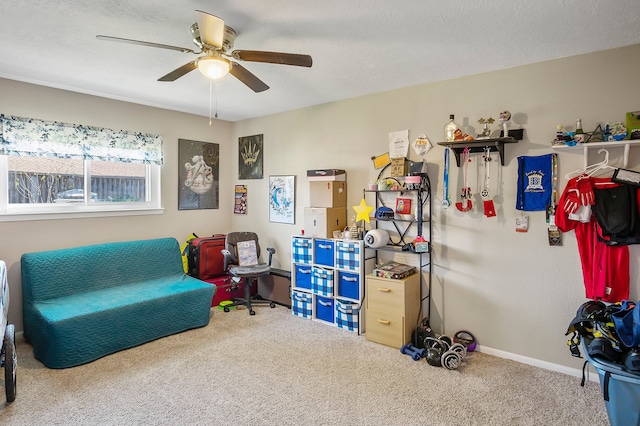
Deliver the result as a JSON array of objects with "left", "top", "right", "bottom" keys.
[{"left": 0, "top": 114, "right": 163, "bottom": 165}]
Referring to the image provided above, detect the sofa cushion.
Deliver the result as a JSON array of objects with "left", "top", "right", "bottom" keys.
[{"left": 21, "top": 238, "right": 185, "bottom": 302}]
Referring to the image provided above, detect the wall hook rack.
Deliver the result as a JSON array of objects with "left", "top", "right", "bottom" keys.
[{"left": 437, "top": 134, "right": 521, "bottom": 166}]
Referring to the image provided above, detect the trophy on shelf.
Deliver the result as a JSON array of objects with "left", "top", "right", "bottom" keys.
[
  {"left": 477, "top": 117, "right": 494, "bottom": 139},
  {"left": 499, "top": 110, "right": 511, "bottom": 138}
]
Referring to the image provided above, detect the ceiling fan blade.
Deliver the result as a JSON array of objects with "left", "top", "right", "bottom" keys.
[
  {"left": 229, "top": 63, "right": 269, "bottom": 93},
  {"left": 195, "top": 10, "right": 224, "bottom": 49},
  {"left": 231, "top": 50, "right": 312, "bottom": 67},
  {"left": 158, "top": 61, "right": 197, "bottom": 82},
  {"left": 96, "top": 35, "right": 196, "bottom": 54}
]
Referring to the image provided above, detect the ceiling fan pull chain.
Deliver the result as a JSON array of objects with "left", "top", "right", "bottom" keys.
[
  {"left": 209, "top": 79, "right": 213, "bottom": 125},
  {"left": 215, "top": 80, "right": 219, "bottom": 119},
  {"left": 208, "top": 79, "right": 220, "bottom": 124}
]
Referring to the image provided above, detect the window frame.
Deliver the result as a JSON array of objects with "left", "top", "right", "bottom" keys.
[{"left": 0, "top": 156, "right": 163, "bottom": 222}]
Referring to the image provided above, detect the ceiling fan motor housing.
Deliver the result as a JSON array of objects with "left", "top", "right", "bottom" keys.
[{"left": 190, "top": 23, "right": 236, "bottom": 53}]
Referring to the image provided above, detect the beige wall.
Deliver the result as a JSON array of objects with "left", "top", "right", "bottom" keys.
[
  {"left": 0, "top": 80, "right": 234, "bottom": 330},
  {"left": 231, "top": 44, "right": 640, "bottom": 371},
  {"left": 2, "top": 44, "right": 639, "bottom": 372}
]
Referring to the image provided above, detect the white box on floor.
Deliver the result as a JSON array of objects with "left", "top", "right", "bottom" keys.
[{"left": 303, "top": 207, "right": 346, "bottom": 238}]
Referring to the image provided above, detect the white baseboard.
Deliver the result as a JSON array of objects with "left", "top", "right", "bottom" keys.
[{"left": 477, "top": 345, "right": 599, "bottom": 383}]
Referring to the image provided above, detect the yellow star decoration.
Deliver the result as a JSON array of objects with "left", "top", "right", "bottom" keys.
[{"left": 353, "top": 198, "right": 374, "bottom": 223}]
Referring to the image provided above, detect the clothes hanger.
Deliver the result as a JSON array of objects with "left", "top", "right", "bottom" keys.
[
  {"left": 586, "top": 148, "right": 616, "bottom": 177},
  {"left": 564, "top": 148, "right": 613, "bottom": 179}
]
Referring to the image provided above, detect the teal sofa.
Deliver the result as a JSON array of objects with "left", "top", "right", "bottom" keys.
[{"left": 21, "top": 237, "right": 215, "bottom": 368}]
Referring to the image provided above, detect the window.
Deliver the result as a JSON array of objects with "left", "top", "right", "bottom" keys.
[{"left": 0, "top": 115, "right": 163, "bottom": 220}]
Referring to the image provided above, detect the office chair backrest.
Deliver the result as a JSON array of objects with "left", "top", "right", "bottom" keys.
[{"left": 225, "top": 232, "right": 261, "bottom": 265}]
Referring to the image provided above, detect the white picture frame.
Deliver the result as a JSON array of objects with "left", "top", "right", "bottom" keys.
[{"left": 269, "top": 175, "right": 295, "bottom": 224}]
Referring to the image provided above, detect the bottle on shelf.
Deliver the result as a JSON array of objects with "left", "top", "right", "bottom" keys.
[
  {"left": 444, "top": 114, "right": 459, "bottom": 142},
  {"left": 575, "top": 118, "right": 585, "bottom": 143}
]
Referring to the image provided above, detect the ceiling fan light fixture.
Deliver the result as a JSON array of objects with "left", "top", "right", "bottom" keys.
[{"left": 197, "top": 56, "right": 230, "bottom": 80}]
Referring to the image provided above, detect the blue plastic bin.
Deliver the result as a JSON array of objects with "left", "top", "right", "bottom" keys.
[
  {"left": 311, "top": 267, "right": 334, "bottom": 297},
  {"left": 294, "top": 264, "right": 312, "bottom": 290},
  {"left": 315, "top": 295, "right": 335, "bottom": 324},
  {"left": 337, "top": 271, "right": 360, "bottom": 300},
  {"left": 314, "top": 239, "right": 335, "bottom": 267},
  {"left": 291, "top": 291, "right": 313, "bottom": 319},
  {"left": 584, "top": 344, "right": 640, "bottom": 426},
  {"left": 292, "top": 238, "right": 312, "bottom": 264},
  {"left": 335, "top": 299, "right": 359, "bottom": 332}
]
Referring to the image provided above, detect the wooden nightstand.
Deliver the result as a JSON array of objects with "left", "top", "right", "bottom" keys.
[{"left": 365, "top": 273, "right": 420, "bottom": 348}]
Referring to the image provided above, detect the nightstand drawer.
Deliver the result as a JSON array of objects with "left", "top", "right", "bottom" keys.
[
  {"left": 365, "top": 309, "right": 405, "bottom": 348},
  {"left": 366, "top": 279, "right": 405, "bottom": 308}
]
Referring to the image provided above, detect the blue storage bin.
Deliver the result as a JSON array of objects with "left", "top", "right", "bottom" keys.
[
  {"left": 336, "top": 241, "right": 361, "bottom": 271},
  {"left": 315, "top": 296, "right": 335, "bottom": 324},
  {"left": 335, "top": 300, "right": 360, "bottom": 332},
  {"left": 311, "top": 267, "right": 334, "bottom": 297},
  {"left": 337, "top": 271, "right": 360, "bottom": 300},
  {"left": 314, "top": 239, "right": 335, "bottom": 267},
  {"left": 291, "top": 291, "right": 312, "bottom": 319},
  {"left": 294, "top": 265, "right": 312, "bottom": 290},
  {"left": 584, "top": 342, "right": 640, "bottom": 425},
  {"left": 292, "top": 237, "right": 312, "bottom": 264}
]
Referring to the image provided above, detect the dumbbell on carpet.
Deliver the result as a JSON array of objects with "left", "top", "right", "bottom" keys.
[{"left": 400, "top": 343, "right": 426, "bottom": 361}]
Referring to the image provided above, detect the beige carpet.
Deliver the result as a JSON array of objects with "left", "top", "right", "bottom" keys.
[{"left": 0, "top": 305, "right": 608, "bottom": 425}]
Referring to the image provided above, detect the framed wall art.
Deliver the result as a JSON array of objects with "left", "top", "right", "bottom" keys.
[
  {"left": 178, "top": 139, "right": 219, "bottom": 210},
  {"left": 238, "top": 134, "right": 263, "bottom": 179},
  {"left": 234, "top": 184, "right": 247, "bottom": 214},
  {"left": 269, "top": 175, "right": 295, "bottom": 224}
]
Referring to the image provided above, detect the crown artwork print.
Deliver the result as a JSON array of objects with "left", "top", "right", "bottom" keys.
[{"left": 238, "top": 134, "right": 264, "bottom": 179}]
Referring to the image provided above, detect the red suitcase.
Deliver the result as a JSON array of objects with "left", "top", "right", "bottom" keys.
[
  {"left": 187, "top": 234, "right": 226, "bottom": 280},
  {"left": 205, "top": 275, "right": 256, "bottom": 307}
]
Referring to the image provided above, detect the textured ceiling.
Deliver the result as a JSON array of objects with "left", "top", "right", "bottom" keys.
[{"left": 1, "top": 1, "right": 639, "bottom": 122}]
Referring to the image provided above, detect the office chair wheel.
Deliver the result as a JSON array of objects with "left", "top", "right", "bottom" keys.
[
  {"left": 270, "top": 302, "right": 276, "bottom": 308},
  {"left": 249, "top": 309, "right": 256, "bottom": 316}
]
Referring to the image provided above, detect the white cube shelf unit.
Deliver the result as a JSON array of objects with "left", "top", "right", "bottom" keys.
[{"left": 291, "top": 236, "right": 375, "bottom": 332}]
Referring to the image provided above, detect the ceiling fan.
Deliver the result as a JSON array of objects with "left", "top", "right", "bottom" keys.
[{"left": 96, "top": 10, "right": 312, "bottom": 93}]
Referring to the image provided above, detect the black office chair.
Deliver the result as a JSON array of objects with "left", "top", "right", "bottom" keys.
[{"left": 221, "top": 232, "right": 276, "bottom": 315}]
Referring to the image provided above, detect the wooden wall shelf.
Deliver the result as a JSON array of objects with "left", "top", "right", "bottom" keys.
[{"left": 436, "top": 137, "right": 519, "bottom": 166}]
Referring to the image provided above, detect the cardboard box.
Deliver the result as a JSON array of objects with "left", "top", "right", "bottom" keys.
[
  {"left": 309, "top": 181, "right": 347, "bottom": 207},
  {"left": 304, "top": 207, "right": 347, "bottom": 238},
  {"left": 307, "top": 169, "right": 346, "bottom": 181}
]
